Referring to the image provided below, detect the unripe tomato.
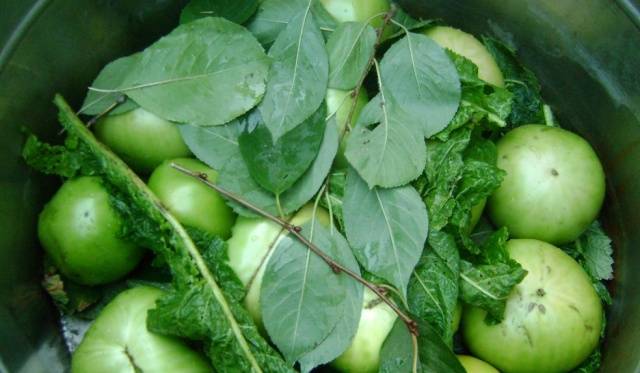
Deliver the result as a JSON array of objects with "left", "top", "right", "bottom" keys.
[
  {"left": 488, "top": 125, "right": 605, "bottom": 244},
  {"left": 38, "top": 176, "right": 144, "bottom": 286},
  {"left": 320, "top": 0, "right": 390, "bottom": 28},
  {"left": 457, "top": 355, "right": 499, "bottom": 373},
  {"left": 95, "top": 107, "right": 191, "bottom": 174},
  {"left": 148, "top": 158, "right": 236, "bottom": 239},
  {"left": 463, "top": 239, "right": 603, "bottom": 373}
]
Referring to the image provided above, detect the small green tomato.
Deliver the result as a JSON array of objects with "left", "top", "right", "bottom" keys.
[
  {"left": 94, "top": 107, "right": 191, "bottom": 174},
  {"left": 488, "top": 125, "right": 606, "bottom": 244},
  {"left": 226, "top": 205, "right": 331, "bottom": 329},
  {"left": 38, "top": 176, "right": 144, "bottom": 286},
  {"left": 457, "top": 355, "right": 499, "bottom": 373},
  {"left": 148, "top": 158, "right": 236, "bottom": 239},
  {"left": 424, "top": 26, "right": 505, "bottom": 87},
  {"left": 72, "top": 286, "right": 210, "bottom": 373},
  {"left": 463, "top": 239, "right": 603, "bottom": 373},
  {"left": 332, "top": 288, "right": 398, "bottom": 373}
]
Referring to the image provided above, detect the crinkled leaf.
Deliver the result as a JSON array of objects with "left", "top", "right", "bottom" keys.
[
  {"left": 259, "top": 3, "right": 328, "bottom": 140},
  {"left": 345, "top": 93, "right": 426, "bottom": 188},
  {"left": 180, "top": 0, "right": 259, "bottom": 24},
  {"left": 564, "top": 221, "right": 614, "bottom": 281},
  {"left": 407, "top": 230, "right": 459, "bottom": 344},
  {"left": 380, "top": 33, "right": 460, "bottom": 138},
  {"left": 459, "top": 259, "right": 527, "bottom": 322},
  {"left": 86, "top": 18, "right": 270, "bottom": 127},
  {"left": 239, "top": 105, "right": 326, "bottom": 194},
  {"left": 482, "top": 37, "right": 544, "bottom": 126},
  {"left": 379, "top": 319, "right": 465, "bottom": 373},
  {"left": 326, "top": 22, "right": 376, "bottom": 90},
  {"left": 344, "top": 168, "right": 429, "bottom": 299},
  {"left": 261, "top": 222, "right": 362, "bottom": 366}
]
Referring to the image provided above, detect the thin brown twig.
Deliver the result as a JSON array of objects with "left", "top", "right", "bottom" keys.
[
  {"left": 170, "top": 162, "right": 418, "bottom": 335},
  {"left": 340, "top": 6, "right": 396, "bottom": 140},
  {"left": 86, "top": 95, "right": 127, "bottom": 127}
]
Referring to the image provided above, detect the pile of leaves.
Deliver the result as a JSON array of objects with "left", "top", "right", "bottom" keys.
[{"left": 22, "top": 0, "right": 613, "bottom": 372}]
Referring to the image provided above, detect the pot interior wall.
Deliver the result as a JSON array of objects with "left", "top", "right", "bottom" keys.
[{"left": 1, "top": 0, "right": 639, "bottom": 371}]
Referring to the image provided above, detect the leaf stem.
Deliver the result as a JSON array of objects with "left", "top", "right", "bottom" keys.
[
  {"left": 340, "top": 7, "right": 396, "bottom": 140},
  {"left": 411, "top": 333, "right": 419, "bottom": 373},
  {"left": 170, "top": 162, "right": 419, "bottom": 335}
]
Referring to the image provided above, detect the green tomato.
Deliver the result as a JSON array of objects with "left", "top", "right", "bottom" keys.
[
  {"left": 333, "top": 288, "right": 398, "bottom": 373},
  {"left": 488, "top": 125, "right": 605, "bottom": 244},
  {"left": 94, "top": 107, "right": 192, "bottom": 174},
  {"left": 226, "top": 205, "right": 331, "bottom": 329},
  {"left": 457, "top": 355, "right": 499, "bottom": 373},
  {"left": 462, "top": 239, "right": 603, "bottom": 373},
  {"left": 148, "top": 158, "right": 236, "bottom": 239},
  {"left": 72, "top": 286, "right": 210, "bottom": 373},
  {"left": 326, "top": 88, "right": 368, "bottom": 169},
  {"left": 38, "top": 176, "right": 144, "bottom": 286},
  {"left": 424, "top": 26, "right": 505, "bottom": 87},
  {"left": 320, "top": 0, "right": 390, "bottom": 28}
]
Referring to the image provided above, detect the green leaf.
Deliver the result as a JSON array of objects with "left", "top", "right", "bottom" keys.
[
  {"left": 33, "top": 95, "right": 288, "bottom": 371},
  {"left": 482, "top": 37, "right": 544, "bottom": 126},
  {"left": 87, "top": 17, "right": 270, "bottom": 127},
  {"left": 384, "top": 8, "right": 435, "bottom": 42},
  {"left": 345, "top": 93, "right": 426, "bottom": 188},
  {"left": 565, "top": 221, "right": 614, "bottom": 281},
  {"left": 326, "top": 22, "right": 376, "bottom": 90},
  {"left": 247, "top": 0, "right": 307, "bottom": 46},
  {"left": 261, "top": 222, "right": 363, "bottom": 366},
  {"left": 79, "top": 54, "right": 140, "bottom": 116},
  {"left": 343, "top": 168, "right": 429, "bottom": 299},
  {"left": 217, "top": 119, "right": 339, "bottom": 216},
  {"left": 180, "top": 0, "right": 259, "bottom": 25},
  {"left": 379, "top": 319, "right": 465, "bottom": 373},
  {"left": 407, "top": 230, "right": 459, "bottom": 344},
  {"left": 239, "top": 105, "right": 326, "bottom": 194},
  {"left": 380, "top": 33, "right": 461, "bottom": 138},
  {"left": 259, "top": 3, "right": 329, "bottom": 140},
  {"left": 459, "top": 259, "right": 527, "bottom": 322},
  {"left": 178, "top": 118, "right": 245, "bottom": 171}
]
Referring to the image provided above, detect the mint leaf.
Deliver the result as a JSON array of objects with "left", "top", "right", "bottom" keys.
[{"left": 565, "top": 221, "right": 614, "bottom": 281}]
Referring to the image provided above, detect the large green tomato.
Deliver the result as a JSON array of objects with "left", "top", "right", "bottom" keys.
[
  {"left": 72, "top": 286, "right": 210, "bottom": 373},
  {"left": 94, "top": 107, "right": 191, "bottom": 174},
  {"left": 488, "top": 125, "right": 605, "bottom": 244},
  {"left": 326, "top": 88, "right": 368, "bottom": 169},
  {"left": 226, "top": 205, "right": 331, "bottom": 329},
  {"left": 320, "top": 0, "right": 390, "bottom": 28},
  {"left": 462, "top": 239, "right": 603, "bottom": 373},
  {"left": 148, "top": 158, "right": 236, "bottom": 239},
  {"left": 332, "top": 288, "right": 397, "bottom": 373},
  {"left": 424, "top": 26, "right": 505, "bottom": 87},
  {"left": 457, "top": 355, "right": 499, "bottom": 373},
  {"left": 38, "top": 176, "right": 144, "bottom": 286}
]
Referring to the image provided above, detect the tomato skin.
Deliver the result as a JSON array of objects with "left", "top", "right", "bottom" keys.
[
  {"left": 226, "top": 205, "right": 330, "bottom": 329},
  {"left": 95, "top": 107, "right": 191, "bottom": 174},
  {"left": 457, "top": 355, "right": 499, "bottom": 373},
  {"left": 424, "top": 26, "right": 505, "bottom": 87},
  {"left": 148, "top": 158, "right": 236, "bottom": 239},
  {"left": 488, "top": 125, "right": 605, "bottom": 244},
  {"left": 38, "top": 176, "right": 144, "bottom": 286},
  {"left": 72, "top": 286, "right": 210, "bottom": 373},
  {"left": 333, "top": 288, "right": 397, "bottom": 373},
  {"left": 326, "top": 88, "right": 368, "bottom": 169},
  {"left": 320, "top": 0, "right": 390, "bottom": 27},
  {"left": 462, "top": 239, "right": 602, "bottom": 373}
]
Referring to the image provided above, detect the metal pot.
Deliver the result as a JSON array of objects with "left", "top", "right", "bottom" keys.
[{"left": 1, "top": 0, "right": 638, "bottom": 371}]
